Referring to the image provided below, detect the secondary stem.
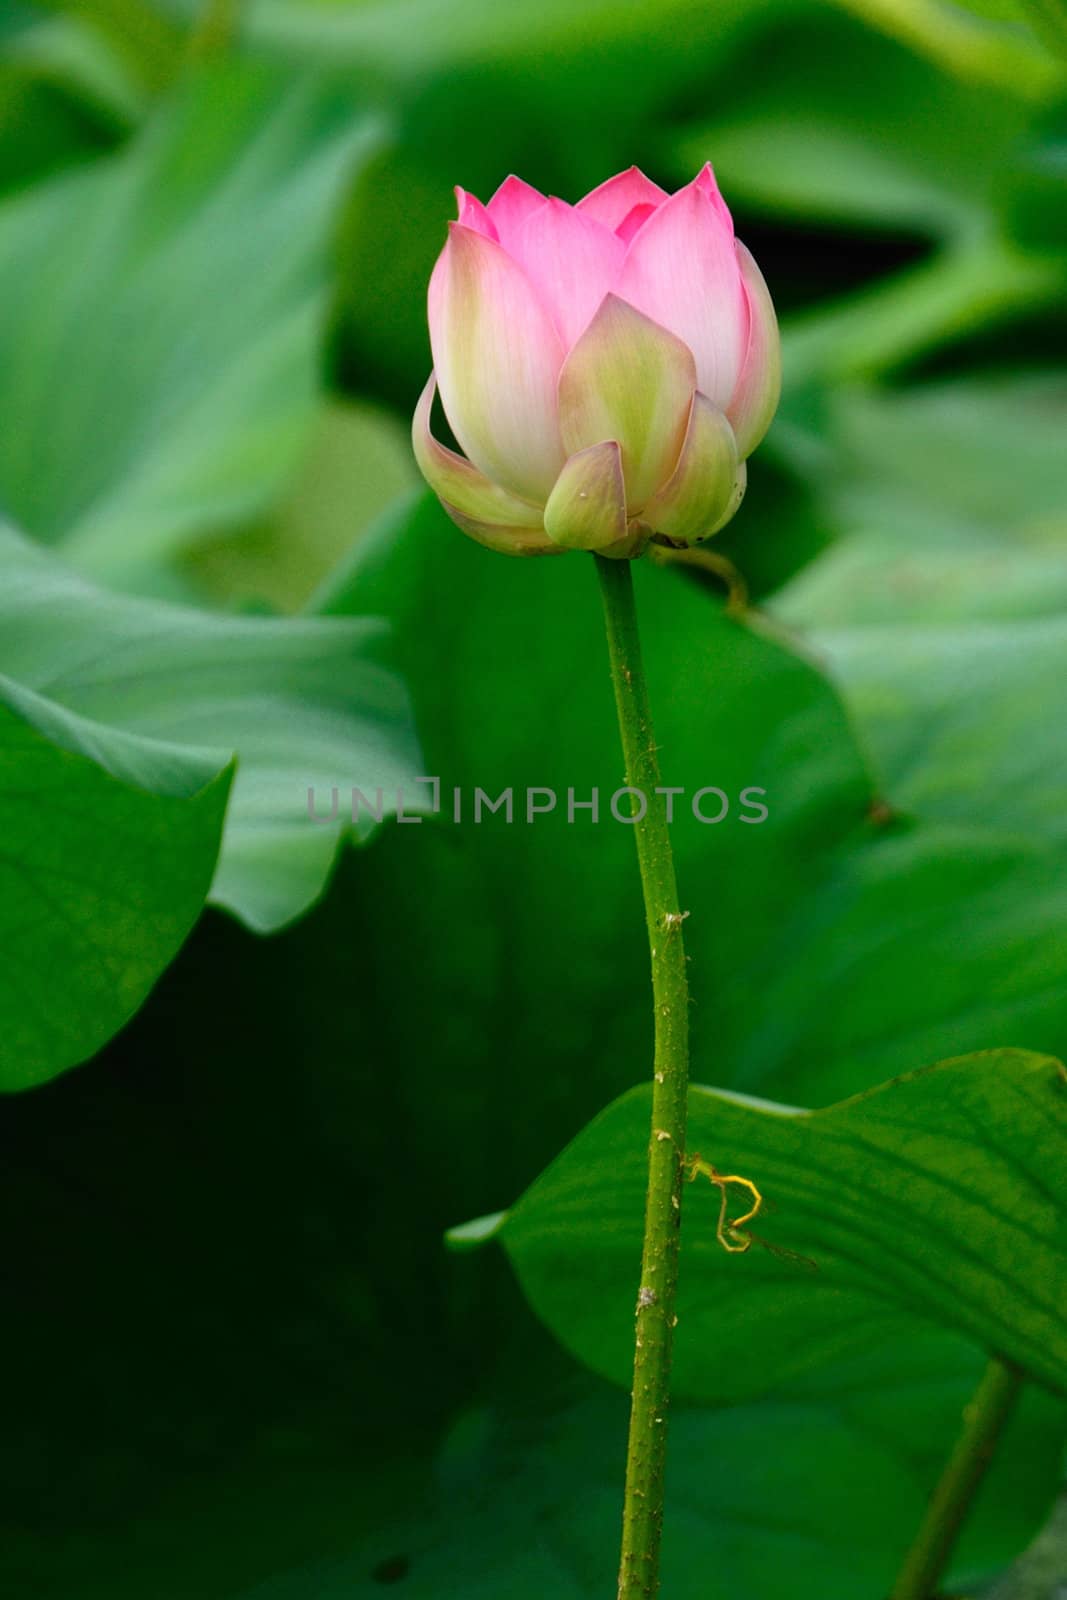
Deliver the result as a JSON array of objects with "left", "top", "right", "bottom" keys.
[
  {"left": 595, "top": 554, "right": 691, "bottom": 1600},
  {"left": 890, "top": 1356, "right": 1024, "bottom": 1600}
]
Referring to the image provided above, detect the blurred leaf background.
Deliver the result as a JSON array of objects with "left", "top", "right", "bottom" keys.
[{"left": 1, "top": 0, "right": 1066, "bottom": 1595}]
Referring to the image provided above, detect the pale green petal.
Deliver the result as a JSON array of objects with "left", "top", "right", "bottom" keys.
[
  {"left": 558, "top": 294, "right": 695, "bottom": 513},
  {"left": 701, "top": 460, "right": 747, "bottom": 541},
  {"left": 543, "top": 441, "right": 627, "bottom": 552},
  {"left": 643, "top": 394, "right": 739, "bottom": 545},
  {"left": 412, "top": 374, "right": 545, "bottom": 528},
  {"left": 439, "top": 500, "right": 561, "bottom": 557}
]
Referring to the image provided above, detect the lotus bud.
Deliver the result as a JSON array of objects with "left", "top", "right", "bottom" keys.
[{"left": 413, "top": 165, "right": 780, "bottom": 558}]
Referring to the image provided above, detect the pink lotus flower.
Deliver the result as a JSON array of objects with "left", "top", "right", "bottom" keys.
[{"left": 413, "top": 165, "right": 780, "bottom": 558}]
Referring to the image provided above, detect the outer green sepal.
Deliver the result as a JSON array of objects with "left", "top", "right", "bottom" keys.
[
  {"left": 412, "top": 374, "right": 547, "bottom": 530},
  {"left": 643, "top": 393, "right": 739, "bottom": 545},
  {"left": 558, "top": 294, "right": 696, "bottom": 512},
  {"left": 544, "top": 440, "right": 628, "bottom": 551}
]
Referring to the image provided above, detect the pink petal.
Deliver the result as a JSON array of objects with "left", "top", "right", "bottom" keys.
[
  {"left": 429, "top": 223, "right": 565, "bottom": 503},
  {"left": 486, "top": 174, "right": 548, "bottom": 256},
  {"left": 615, "top": 202, "right": 657, "bottom": 245},
  {"left": 513, "top": 198, "right": 626, "bottom": 350},
  {"left": 577, "top": 166, "right": 669, "bottom": 231},
  {"left": 691, "top": 161, "right": 734, "bottom": 232},
  {"left": 558, "top": 293, "right": 695, "bottom": 513},
  {"left": 727, "top": 240, "right": 781, "bottom": 458},
  {"left": 454, "top": 186, "right": 497, "bottom": 240},
  {"left": 616, "top": 184, "right": 747, "bottom": 409}
]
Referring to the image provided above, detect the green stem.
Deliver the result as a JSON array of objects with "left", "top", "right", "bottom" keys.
[
  {"left": 595, "top": 555, "right": 691, "bottom": 1600},
  {"left": 890, "top": 1356, "right": 1024, "bottom": 1600}
]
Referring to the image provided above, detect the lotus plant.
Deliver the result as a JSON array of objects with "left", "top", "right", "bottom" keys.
[
  {"left": 414, "top": 165, "right": 780, "bottom": 557},
  {"left": 414, "top": 164, "right": 781, "bottom": 1600}
]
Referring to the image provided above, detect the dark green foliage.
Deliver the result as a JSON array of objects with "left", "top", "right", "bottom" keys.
[{"left": 2, "top": 1, "right": 1066, "bottom": 1594}]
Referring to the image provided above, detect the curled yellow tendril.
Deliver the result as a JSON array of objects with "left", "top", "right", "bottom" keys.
[{"left": 685, "top": 1154, "right": 763, "bottom": 1253}]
